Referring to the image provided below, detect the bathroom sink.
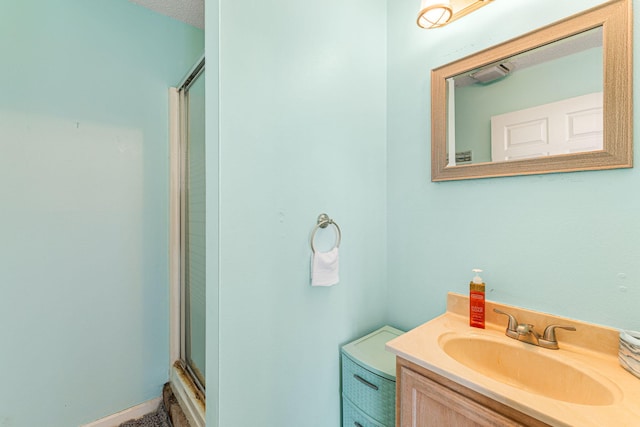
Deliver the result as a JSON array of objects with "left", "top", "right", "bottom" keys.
[{"left": 439, "top": 333, "right": 619, "bottom": 406}]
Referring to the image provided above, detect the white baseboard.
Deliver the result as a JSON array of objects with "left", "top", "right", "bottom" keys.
[{"left": 80, "top": 397, "right": 162, "bottom": 427}]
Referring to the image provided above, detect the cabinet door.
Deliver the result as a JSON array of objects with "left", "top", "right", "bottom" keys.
[{"left": 399, "top": 366, "right": 524, "bottom": 427}]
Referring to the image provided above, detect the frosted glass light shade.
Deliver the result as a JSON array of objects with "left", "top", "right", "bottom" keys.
[{"left": 417, "top": 0, "right": 453, "bottom": 29}]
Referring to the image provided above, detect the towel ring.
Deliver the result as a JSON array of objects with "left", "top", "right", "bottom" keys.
[{"left": 310, "top": 213, "right": 341, "bottom": 253}]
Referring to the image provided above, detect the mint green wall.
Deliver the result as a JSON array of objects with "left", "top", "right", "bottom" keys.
[
  {"left": 456, "top": 47, "right": 603, "bottom": 163},
  {"left": 0, "top": 2, "right": 203, "bottom": 426},
  {"left": 211, "top": 0, "right": 388, "bottom": 425},
  {"left": 388, "top": 0, "right": 640, "bottom": 332}
]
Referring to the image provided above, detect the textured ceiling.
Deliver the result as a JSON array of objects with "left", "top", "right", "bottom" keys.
[{"left": 128, "top": 0, "right": 204, "bottom": 29}]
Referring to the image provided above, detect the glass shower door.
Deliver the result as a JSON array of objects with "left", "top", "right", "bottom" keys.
[{"left": 180, "top": 61, "right": 206, "bottom": 389}]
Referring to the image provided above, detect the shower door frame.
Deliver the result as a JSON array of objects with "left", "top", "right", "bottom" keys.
[{"left": 169, "top": 55, "right": 206, "bottom": 427}]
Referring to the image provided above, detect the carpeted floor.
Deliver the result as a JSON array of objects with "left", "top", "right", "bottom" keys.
[{"left": 119, "top": 402, "right": 172, "bottom": 427}]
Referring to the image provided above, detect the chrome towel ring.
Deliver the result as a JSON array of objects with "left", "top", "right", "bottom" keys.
[{"left": 310, "top": 213, "right": 341, "bottom": 253}]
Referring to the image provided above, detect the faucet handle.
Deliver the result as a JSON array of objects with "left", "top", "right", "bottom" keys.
[
  {"left": 493, "top": 309, "right": 519, "bottom": 338},
  {"left": 540, "top": 325, "right": 576, "bottom": 349},
  {"left": 542, "top": 325, "right": 576, "bottom": 342}
]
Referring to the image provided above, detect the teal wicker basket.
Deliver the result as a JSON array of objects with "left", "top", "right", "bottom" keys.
[
  {"left": 341, "top": 354, "right": 396, "bottom": 426},
  {"left": 342, "top": 394, "right": 386, "bottom": 427}
]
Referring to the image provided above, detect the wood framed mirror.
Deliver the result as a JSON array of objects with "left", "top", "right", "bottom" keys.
[{"left": 431, "top": 0, "right": 632, "bottom": 181}]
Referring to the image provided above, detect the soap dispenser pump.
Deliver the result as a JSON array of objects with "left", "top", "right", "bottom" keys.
[{"left": 470, "top": 268, "right": 485, "bottom": 329}]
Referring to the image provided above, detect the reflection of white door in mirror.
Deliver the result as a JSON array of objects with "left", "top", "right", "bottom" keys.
[
  {"left": 450, "top": 27, "right": 603, "bottom": 166},
  {"left": 491, "top": 92, "right": 603, "bottom": 162}
]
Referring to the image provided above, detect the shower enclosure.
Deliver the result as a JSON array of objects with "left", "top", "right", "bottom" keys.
[{"left": 169, "top": 57, "right": 206, "bottom": 427}]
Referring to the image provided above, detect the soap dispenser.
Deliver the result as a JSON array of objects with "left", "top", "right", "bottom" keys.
[{"left": 469, "top": 268, "right": 485, "bottom": 329}]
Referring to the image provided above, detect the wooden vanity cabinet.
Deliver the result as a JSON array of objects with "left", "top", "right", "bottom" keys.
[{"left": 396, "top": 357, "right": 550, "bottom": 427}]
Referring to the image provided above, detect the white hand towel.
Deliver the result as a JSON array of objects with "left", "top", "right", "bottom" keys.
[{"left": 311, "top": 247, "right": 339, "bottom": 286}]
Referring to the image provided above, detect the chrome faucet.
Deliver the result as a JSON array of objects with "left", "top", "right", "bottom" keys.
[{"left": 493, "top": 308, "right": 576, "bottom": 350}]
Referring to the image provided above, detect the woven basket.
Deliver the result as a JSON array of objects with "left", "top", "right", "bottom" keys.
[
  {"left": 341, "top": 354, "right": 395, "bottom": 425},
  {"left": 619, "top": 330, "right": 640, "bottom": 379},
  {"left": 342, "top": 395, "right": 386, "bottom": 427}
]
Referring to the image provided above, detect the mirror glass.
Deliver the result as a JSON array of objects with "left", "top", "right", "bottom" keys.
[
  {"left": 431, "top": 0, "right": 632, "bottom": 181},
  {"left": 448, "top": 28, "right": 602, "bottom": 166}
]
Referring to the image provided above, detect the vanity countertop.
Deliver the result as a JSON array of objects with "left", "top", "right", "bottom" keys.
[{"left": 386, "top": 293, "right": 640, "bottom": 427}]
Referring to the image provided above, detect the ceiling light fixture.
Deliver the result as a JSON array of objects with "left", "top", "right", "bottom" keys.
[
  {"left": 417, "top": 0, "right": 493, "bottom": 30},
  {"left": 417, "top": 0, "right": 453, "bottom": 29}
]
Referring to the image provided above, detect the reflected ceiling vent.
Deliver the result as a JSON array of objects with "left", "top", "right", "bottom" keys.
[{"left": 470, "top": 62, "right": 512, "bottom": 84}]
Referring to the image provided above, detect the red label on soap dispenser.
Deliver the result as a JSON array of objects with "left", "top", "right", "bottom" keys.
[{"left": 470, "top": 290, "right": 485, "bottom": 329}]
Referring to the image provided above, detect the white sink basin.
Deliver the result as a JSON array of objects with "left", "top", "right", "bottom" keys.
[{"left": 439, "top": 332, "right": 619, "bottom": 406}]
